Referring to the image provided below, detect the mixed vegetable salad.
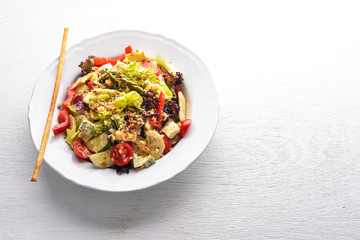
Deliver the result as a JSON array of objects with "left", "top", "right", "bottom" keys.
[{"left": 53, "top": 45, "right": 191, "bottom": 173}]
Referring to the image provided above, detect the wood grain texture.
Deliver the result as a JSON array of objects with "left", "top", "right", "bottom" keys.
[{"left": 2, "top": 0, "right": 360, "bottom": 239}]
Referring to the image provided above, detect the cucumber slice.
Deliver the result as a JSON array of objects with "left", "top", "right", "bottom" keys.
[
  {"left": 89, "top": 149, "right": 113, "bottom": 168},
  {"left": 85, "top": 133, "right": 108, "bottom": 153},
  {"left": 146, "top": 130, "right": 165, "bottom": 160},
  {"left": 101, "top": 140, "right": 112, "bottom": 151},
  {"left": 164, "top": 62, "right": 180, "bottom": 76},
  {"left": 75, "top": 83, "right": 89, "bottom": 95},
  {"left": 69, "top": 115, "right": 76, "bottom": 131},
  {"left": 178, "top": 91, "right": 186, "bottom": 122}
]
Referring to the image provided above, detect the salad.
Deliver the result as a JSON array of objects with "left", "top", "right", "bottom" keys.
[{"left": 52, "top": 45, "right": 191, "bottom": 173}]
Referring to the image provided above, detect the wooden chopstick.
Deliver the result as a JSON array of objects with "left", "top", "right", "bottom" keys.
[{"left": 31, "top": 28, "right": 69, "bottom": 182}]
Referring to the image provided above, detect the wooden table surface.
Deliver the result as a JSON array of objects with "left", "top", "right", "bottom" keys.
[{"left": 2, "top": 1, "right": 360, "bottom": 239}]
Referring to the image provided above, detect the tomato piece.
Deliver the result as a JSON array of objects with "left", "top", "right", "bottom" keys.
[
  {"left": 125, "top": 45, "right": 133, "bottom": 54},
  {"left": 179, "top": 119, "right": 191, "bottom": 138},
  {"left": 141, "top": 62, "right": 165, "bottom": 76},
  {"left": 163, "top": 136, "right": 172, "bottom": 154},
  {"left": 52, "top": 109, "right": 70, "bottom": 135},
  {"left": 155, "top": 92, "right": 165, "bottom": 131},
  {"left": 63, "top": 84, "right": 76, "bottom": 108},
  {"left": 73, "top": 138, "right": 91, "bottom": 159},
  {"left": 86, "top": 81, "right": 94, "bottom": 89},
  {"left": 110, "top": 143, "right": 134, "bottom": 166}
]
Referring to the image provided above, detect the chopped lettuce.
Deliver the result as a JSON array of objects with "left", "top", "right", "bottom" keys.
[
  {"left": 155, "top": 54, "right": 167, "bottom": 73},
  {"left": 111, "top": 113, "right": 125, "bottom": 129},
  {"left": 93, "top": 121, "right": 103, "bottom": 136},
  {"left": 83, "top": 89, "right": 122, "bottom": 107},
  {"left": 113, "top": 91, "right": 143, "bottom": 110},
  {"left": 67, "top": 105, "right": 76, "bottom": 114},
  {"left": 145, "top": 80, "right": 173, "bottom": 100},
  {"left": 112, "top": 62, "right": 173, "bottom": 100},
  {"left": 158, "top": 78, "right": 173, "bottom": 99},
  {"left": 83, "top": 88, "right": 142, "bottom": 115},
  {"left": 118, "top": 61, "right": 158, "bottom": 85}
]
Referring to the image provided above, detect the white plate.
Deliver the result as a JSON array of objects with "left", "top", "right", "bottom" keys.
[{"left": 28, "top": 30, "right": 219, "bottom": 192}]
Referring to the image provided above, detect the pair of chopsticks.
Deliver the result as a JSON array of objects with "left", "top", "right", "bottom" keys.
[{"left": 31, "top": 28, "right": 69, "bottom": 182}]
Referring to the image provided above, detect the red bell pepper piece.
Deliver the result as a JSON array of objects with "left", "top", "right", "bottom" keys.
[
  {"left": 155, "top": 92, "right": 165, "bottom": 131},
  {"left": 118, "top": 53, "right": 125, "bottom": 62},
  {"left": 179, "top": 119, "right": 191, "bottom": 138},
  {"left": 88, "top": 45, "right": 131, "bottom": 67},
  {"left": 125, "top": 45, "right": 133, "bottom": 54},
  {"left": 52, "top": 109, "right": 70, "bottom": 135},
  {"left": 93, "top": 57, "right": 106, "bottom": 67},
  {"left": 63, "top": 84, "right": 76, "bottom": 108},
  {"left": 93, "top": 54, "right": 126, "bottom": 67},
  {"left": 93, "top": 57, "right": 113, "bottom": 67},
  {"left": 86, "top": 81, "right": 94, "bottom": 89}
]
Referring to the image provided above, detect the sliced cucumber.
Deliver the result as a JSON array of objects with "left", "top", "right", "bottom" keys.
[
  {"left": 178, "top": 91, "right": 186, "bottom": 122},
  {"left": 75, "top": 83, "right": 89, "bottom": 95},
  {"left": 69, "top": 115, "right": 77, "bottom": 131},
  {"left": 146, "top": 130, "right": 165, "bottom": 160},
  {"left": 72, "top": 72, "right": 93, "bottom": 89},
  {"left": 164, "top": 62, "right": 180, "bottom": 76},
  {"left": 85, "top": 133, "right": 108, "bottom": 153},
  {"left": 101, "top": 140, "right": 112, "bottom": 151},
  {"left": 89, "top": 149, "right": 113, "bottom": 168}
]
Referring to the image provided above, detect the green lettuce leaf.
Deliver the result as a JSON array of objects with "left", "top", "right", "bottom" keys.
[
  {"left": 83, "top": 89, "right": 122, "bottom": 107},
  {"left": 67, "top": 105, "right": 76, "bottom": 114},
  {"left": 155, "top": 54, "right": 167, "bottom": 73},
  {"left": 145, "top": 81, "right": 173, "bottom": 100},
  {"left": 118, "top": 61, "right": 158, "bottom": 85},
  {"left": 113, "top": 91, "right": 143, "bottom": 110}
]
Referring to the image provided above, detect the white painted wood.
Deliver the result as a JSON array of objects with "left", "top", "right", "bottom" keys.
[{"left": 2, "top": 0, "right": 360, "bottom": 239}]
